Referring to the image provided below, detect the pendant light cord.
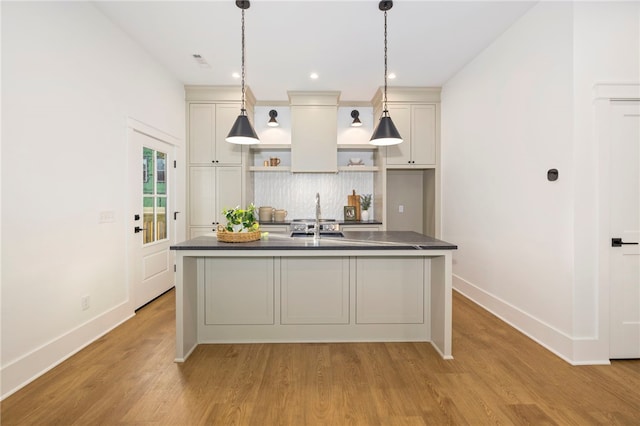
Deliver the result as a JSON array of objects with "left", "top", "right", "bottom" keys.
[
  {"left": 241, "top": 8, "right": 246, "bottom": 115},
  {"left": 383, "top": 9, "right": 389, "bottom": 117}
]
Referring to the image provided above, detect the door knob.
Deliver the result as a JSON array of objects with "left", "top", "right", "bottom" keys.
[
  {"left": 612, "top": 237, "right": 639, "bottom": 247},
  {"left": 134, "top": 226, "right": 147, "bottom": 233}
]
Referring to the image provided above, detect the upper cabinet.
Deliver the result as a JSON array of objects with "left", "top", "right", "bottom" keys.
[
  {"left": 189, "top": 103, "right": 244, "bottom": 165},
  {"left": 289, "top": 91, "right": 340, "bottom": 173},
  {"left": 372, "top": 87, "right": 440, "bottom": 168},
  {"left": 186, "top": 86, "right": 256, "bottom": 166}
]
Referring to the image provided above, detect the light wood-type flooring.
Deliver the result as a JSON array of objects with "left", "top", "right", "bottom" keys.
[{"left": 2, "top": 289, "right": 639, "bottom": 425}]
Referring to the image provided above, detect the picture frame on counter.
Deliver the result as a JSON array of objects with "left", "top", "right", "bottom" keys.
[{"left": 344, "top": 206, "right": 356, "bottom": 221}]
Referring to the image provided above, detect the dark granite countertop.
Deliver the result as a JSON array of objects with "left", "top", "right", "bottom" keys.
[
  {"left": 171, "top": 231, "right": 457, "bottom": 251},
  {"left": 258, "top": 220, "right": 383, "bottom": 226}
]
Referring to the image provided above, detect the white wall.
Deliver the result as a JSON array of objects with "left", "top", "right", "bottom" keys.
[
  {"left": 442, "top": 1, "right": 639, "bottom": 363},
  {"left": 1, "top": 2, "right": 185, "bottom": 398},
  {"left": 571, "top": 1, "right": 640, "bottom": 361}
]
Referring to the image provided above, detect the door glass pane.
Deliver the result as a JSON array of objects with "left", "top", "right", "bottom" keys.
[
  {"left": 156, "top": 151, "right": 166, "bottom": 195},
  {"left": 141, "top": 146, "right": 169, "bottom": 245},
  {"left": 157, "top": 197, "right": 167, "bottom": 241},
  {"left": 143, "top": 196, "right": 155, "bottom": 244},
  {"left": 143, "top": 147, "right": 154, "bottom": 195}
]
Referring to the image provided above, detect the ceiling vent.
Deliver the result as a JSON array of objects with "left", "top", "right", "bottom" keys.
[{"left": 192, "top": 54, "right": 211, "bottom": 68}]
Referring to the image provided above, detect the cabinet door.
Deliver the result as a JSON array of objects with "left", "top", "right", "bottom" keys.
[
  {"left": 341, "top": 226, "right": 381, "bottom": 232},
  {"left": 356, "top": 257, "right": 424, "bottom": 324},
  {"left": 189, "top": 104, "right": 214, "bottom": 164},
  {"left": 189, "top": 167, "right": 215, "bottom": 226},
  {"left": 259, "top": 225, "right": 289, "bottom": 233},
  {"left": 215, "top": 166, "right": 242, "bottom": 224},
  {"left": 204, "top": 258, "right": 274, "bottom": 325},
  {"left": 281, "top": 257, "right": 349, "bottom": 324},
  {"left": 291, "top": 105, "right": 338, "bottom": 172},
  {"left": 411, "top": 104, "right": 436, "bottom": 166},
  {"left": 385, "top": 105, "right": 411, "bottom": 165},
  {"left": 214, "top": 104, "right": 243, "bottom": 165}
]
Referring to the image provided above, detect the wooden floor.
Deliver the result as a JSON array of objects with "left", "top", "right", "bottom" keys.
[{"left": 2, "top": 290, "right": 639, "bottom": 425}]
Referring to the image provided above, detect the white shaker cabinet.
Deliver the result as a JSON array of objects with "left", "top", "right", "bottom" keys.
[
  {"left": 185, "top": 86, "right": 254, "bottom": 238},
  {"left": 385, "top": 104, "right": 437, "bottom": 167},
  {"left": 189, "top": 166, "right": 242, "bottom": 232},
  {"left": 189, "top": 103, "right": 243, "bottom": 165}
]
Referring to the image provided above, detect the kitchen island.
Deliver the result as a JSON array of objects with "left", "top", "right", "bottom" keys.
[{"left": 171, "top": 231, "right": 457, "bottom": 362}]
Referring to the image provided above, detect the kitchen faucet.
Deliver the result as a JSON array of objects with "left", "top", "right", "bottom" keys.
[{"left": 314, "top": 192, "right": 321, "bottom": 240}]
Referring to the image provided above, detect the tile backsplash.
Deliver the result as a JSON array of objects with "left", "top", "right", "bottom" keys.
[{"left": 252, "top": 172, "right": 374, "bottom": 221}]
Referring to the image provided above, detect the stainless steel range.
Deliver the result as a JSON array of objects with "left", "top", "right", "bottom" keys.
[{"left": 290, "top": 219, "right": 340, "bottom": 234}]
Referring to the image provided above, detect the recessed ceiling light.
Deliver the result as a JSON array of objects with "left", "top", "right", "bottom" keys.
[
  {"left": 310, "top": 72, "right": 319, "bottom": 80},
  {"left": 232, "top": 72, "right": 240, "bottom": 79},
  {"left": 388, "top": 72, "right": 396, "bottom": 79}
]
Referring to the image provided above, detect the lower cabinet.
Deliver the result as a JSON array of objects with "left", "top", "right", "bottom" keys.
[
  {"left": 341, "top": 225, "right": 382, "bottom": 232},
  {"left": 204, "top": 258, "right": 274, "bottom": 325},
  {"left": 356, "top": 257, "right": 424, "bottom": 324},
  {"left": 202, "top": 256, "right": 426, "bottom": 334},
  {"left": 281, "top": 257, "right": 349, "bottom": 324},
  {"left": 259, "top": 224, "right": 289, "bottom": 233}
]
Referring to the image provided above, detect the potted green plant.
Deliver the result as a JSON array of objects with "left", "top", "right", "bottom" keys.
[
  {"left": 360, "top": 194, "right": 372, "bottom": 221},
  {"left": 222, "top": 203, "right": 259, "bottom": 233}
]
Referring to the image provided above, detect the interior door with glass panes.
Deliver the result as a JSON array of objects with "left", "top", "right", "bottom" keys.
[{"left": 130, "top": 129, "right": 175, "bottom": 309}]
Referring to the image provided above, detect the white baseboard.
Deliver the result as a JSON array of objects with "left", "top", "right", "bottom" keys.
[
  {"left": 1, "top": 302, "right": 134, "bottom": 400},
  {"left": 453, "top": 274, "right": 609, "bottom": 365}
]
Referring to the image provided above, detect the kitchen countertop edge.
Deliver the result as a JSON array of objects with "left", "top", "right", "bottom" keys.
[{"left": 171, "top": 231, "right": 457, "bottom": 251}]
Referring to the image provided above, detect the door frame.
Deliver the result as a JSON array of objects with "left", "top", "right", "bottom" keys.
[
  {"left": 126, "top": 118, "right": 184, "bottom": 310},
  {"left": 595, "top": 83, "right": 640, "bottom": 358}
]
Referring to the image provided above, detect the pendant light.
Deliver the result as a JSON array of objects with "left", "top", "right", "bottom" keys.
[
  {"left": 226, "top": 1, "right": 259, "bottom": 145},
  {"left": 370, "top": 0, "right": 402, "bottom": 146}
]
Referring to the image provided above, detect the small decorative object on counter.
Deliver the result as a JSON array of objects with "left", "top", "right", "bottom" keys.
[
  {"left": 360, "top": 194, "right": 372, "bottom": 221},
  {"left": 258, "top": 206, "right": 275, "bottom": 222},
  {"left": 344, "top": 205, "right": 357, "bottom": 221},
  {"left": 217, "top": 203, "right": 261, "bottom": 242},
  {"left": 347, "top": 190, "right": 361, "bottom": 220}
]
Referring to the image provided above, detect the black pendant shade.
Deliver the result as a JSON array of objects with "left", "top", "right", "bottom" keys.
[
  {"left": 370, "top": 0, "right": 402, "bottom": 146},
  {"left": 226, "top": 0, "right": 259, "bottom": 145},
  {"left": 226, "top": 111, "right": 259, "bottom": 145},
  {"left": 370, "top": 113, "right": 402, "bottom": 146}
]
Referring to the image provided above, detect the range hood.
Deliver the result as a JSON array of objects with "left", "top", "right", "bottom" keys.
[{"left": 288, "top": 91, "right": 340, "bottom": 173}]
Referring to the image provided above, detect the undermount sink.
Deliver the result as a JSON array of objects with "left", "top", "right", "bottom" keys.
[{"left": 290, "top": 231, "right": 345, "bottom": 238}]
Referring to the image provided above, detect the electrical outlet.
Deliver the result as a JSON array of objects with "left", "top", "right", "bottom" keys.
[
  {"left": 81, "top": 295, "right": 90, "bottom": 311},
  {"left": 398, "top": 204, "right": 404, "bottom": 213},
  {"left": 99, "top": 211, "right": 115, "bottom": 224}
]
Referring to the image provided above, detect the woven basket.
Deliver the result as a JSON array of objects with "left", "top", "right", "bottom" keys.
[{"left": 216, "top": 225, "right": 261, "bottom": 243}]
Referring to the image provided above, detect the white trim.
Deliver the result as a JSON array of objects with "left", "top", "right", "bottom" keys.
[
  {"left": 1, "top": 303, "right": 134, "bottom": 400},
  {"left": 594, "top": 83, "right": 640, "bottom": 362},
  {"left": 593, "top": 82, "right": 640, "bottom": 101},
  {"left": 126, "top": 117, "right": 181, "bottom": 145},
  {"left": 454, "top": 275, "right": 578, "bottom": 365}
]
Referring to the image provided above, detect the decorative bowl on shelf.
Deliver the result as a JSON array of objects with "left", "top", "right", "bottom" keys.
[{"left": 348, "top": 158, "right": 364, "bottom": 166}]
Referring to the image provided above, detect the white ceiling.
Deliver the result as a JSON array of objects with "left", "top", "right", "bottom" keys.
[{"left": 94, "top": 0, "right": 536, "bottom": 102}]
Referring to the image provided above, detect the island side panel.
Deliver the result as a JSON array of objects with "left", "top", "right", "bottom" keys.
[
  {"left": 175, "top": 254, "right": 198, "bottom": 361},
  {"left": 429, "top": 252, "right": 453, "bottom": 359}
]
